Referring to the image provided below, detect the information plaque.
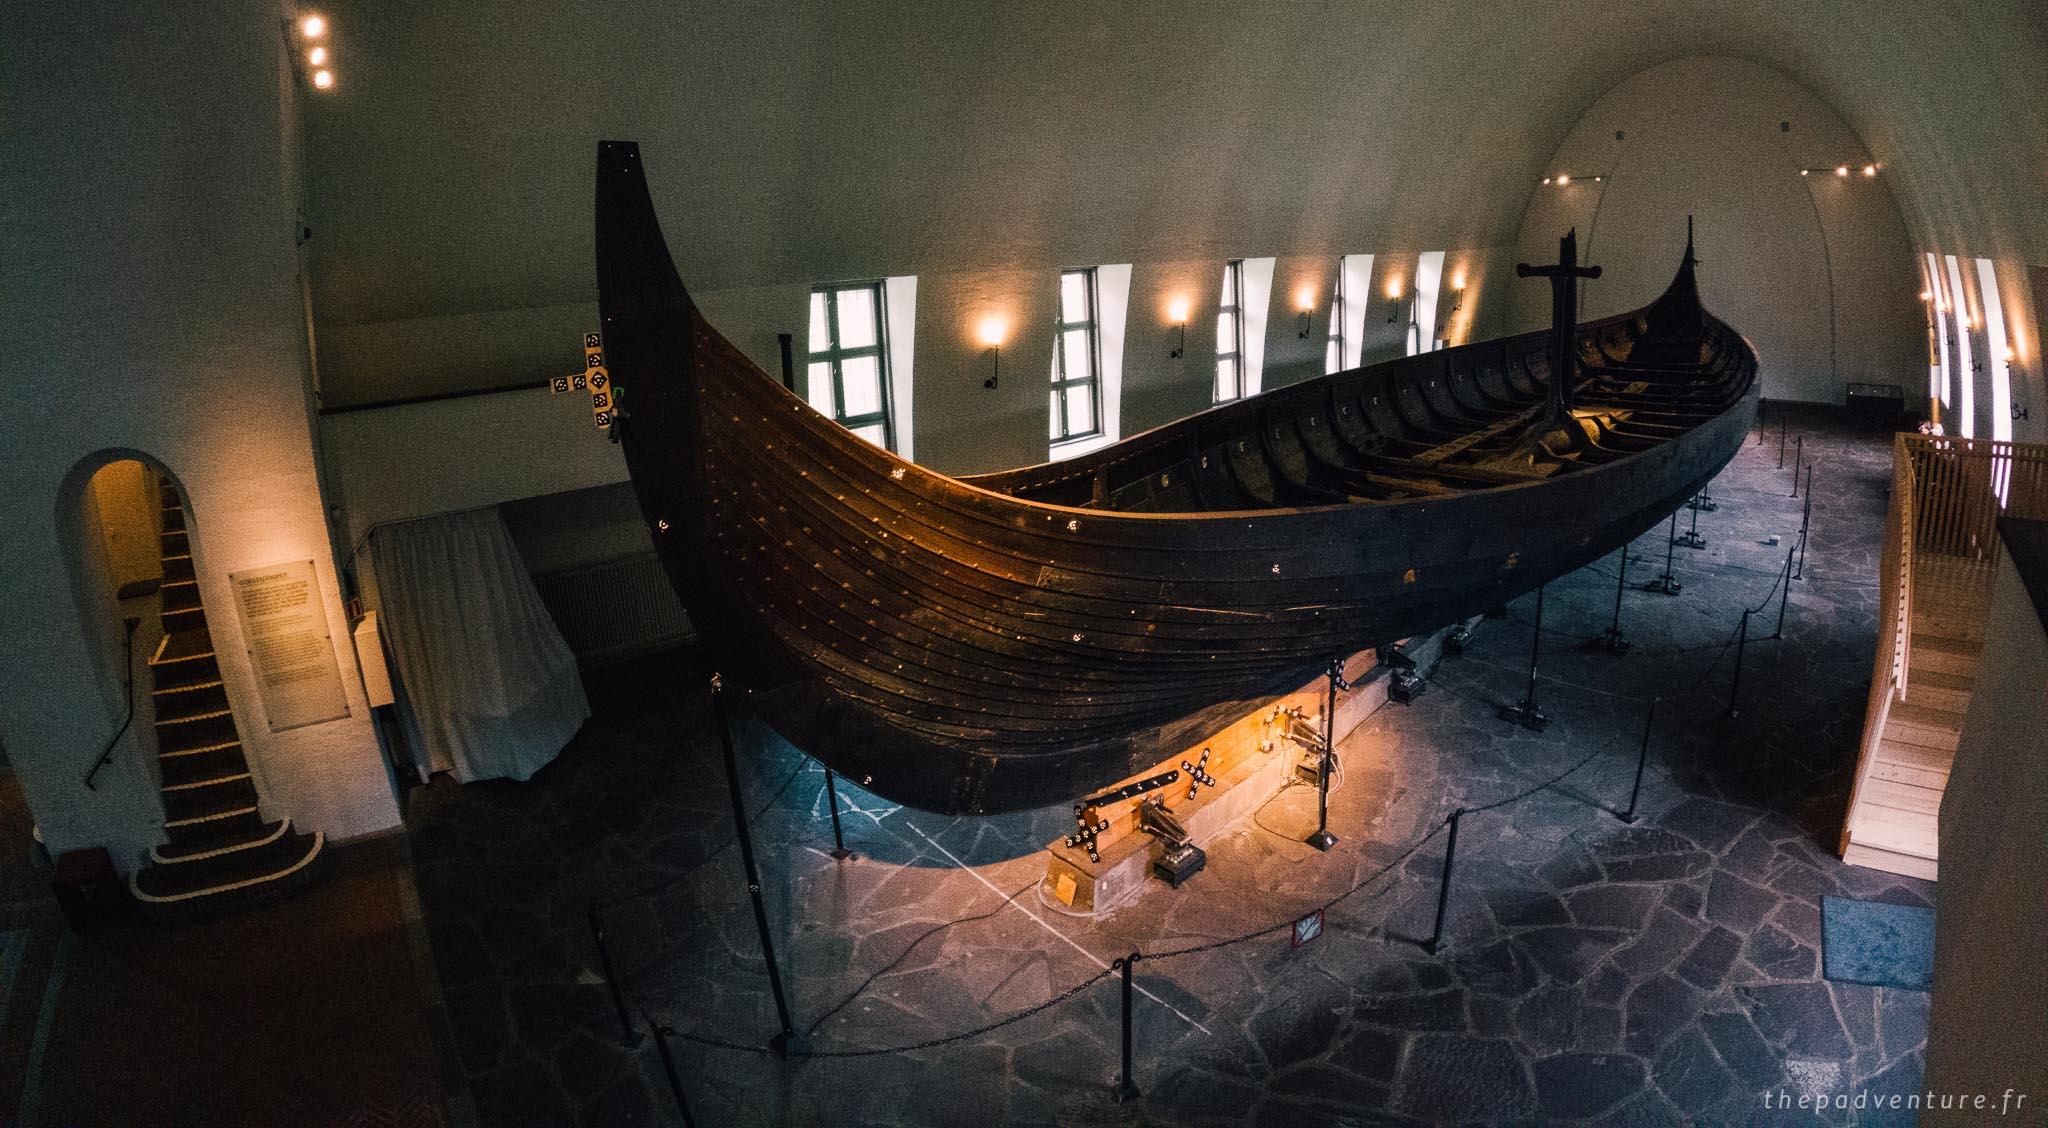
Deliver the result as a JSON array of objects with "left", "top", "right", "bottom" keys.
[{"left": 228, "top": 560, "right": 351, "bottom": 732}]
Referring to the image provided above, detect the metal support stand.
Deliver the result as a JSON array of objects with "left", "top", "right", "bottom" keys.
[
  {"left": 1687, "top": 490, "right": 1718, "bottom": 513},
  {"left": 651, "top": 1025, "right": 699, "bottom": 1128},
  {"left": 1674, "top": 496, "right": 1708, "bottom": 550},
  {"left": 1727, "top": 611, "right": 1752, "bottom": 719},
  {"left": 1593, "top": 548, "right": 1631, "bottom": 654},
  {"left": 1113, "top": 952, "right": 1141, "bottom": 1102},
  {"left": 1772, "top": 547, "right": 1794, "bottom": 639},
  {"left": 1422, "top": 808, "right": 1464, "bottom": 954},
  {"left": 588, "top": 906, "right": 645, "bottom": 1048},
  {"left": 710, "top": 674, "right": 808, "bottom": 1058},
  {"left": 822, "top": 766, "right": 855, "bottom": 860},
  {"left": 1794, "top": 468, "right": 1813, "bottom": 579},
  {"left": 1789, "top": 435, "right": 1803, "bottom": 497},
  {"left": 1307, "top": 659, "right": 1343, "bottom": 851},
  {"left": 1641, "top": 513, "right": 1683, "bottom": 595},
  {"left": 1497, "top": 588, "right": 1550, "bottom": 731},
  {"left": 1619, "top": 697, "right": 1657, "bottom": 823}
]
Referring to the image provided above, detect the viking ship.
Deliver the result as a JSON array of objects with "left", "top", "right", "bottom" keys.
[{"left": 595, "top": 141, "right": 1759, "bottom": 815}]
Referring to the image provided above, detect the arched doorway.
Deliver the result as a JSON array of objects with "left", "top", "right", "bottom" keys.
[{"left": 62, "top": 455, "right": 323, "bottom": 910}]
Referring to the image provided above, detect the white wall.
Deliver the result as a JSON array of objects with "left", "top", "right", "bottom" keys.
[
  {"left": 1926, "top": 542, "right": 2048, "bottom": 1109},
  {"left": 0, "top": 4, "right": 398, "bottom": 865},
  {"left": 1513, "top": 56, "right": 1923, "bottom": 406}
]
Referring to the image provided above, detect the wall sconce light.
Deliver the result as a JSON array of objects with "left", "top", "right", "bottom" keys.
[
  {"left": 1384, "top": 279, "right": 1404, "bottom": 323},
  {"left": 978, "top": 315, "right": 1006, "bottom": 389},
  {"left": 1295, "top": 288, "right": 1315, "bottom": 338},
  {"left": 1167, "top": 296, "right": 1190, "bottom": 358},
  {"left": 1449, "top": 275, "right": 1467, "bottom": 314}
]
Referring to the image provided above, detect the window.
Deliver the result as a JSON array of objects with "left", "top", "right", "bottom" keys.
[
  {"left": 1216, "top": 259, "right": 1246, "bottom": 402},
  {"left": 1975, "top": 257, "right": 2013, "bottom": 445},
  {"left": 809, "top": 282, "right": 893, "bottom": 449},
  {"left": 1944, "top": 255, "right": 1975, "bottom": 438},
  {"left": 1325, "top": 265, "right": 1347, "bottom": 374},
  {"left": 1411, "top": 250, "right": 1447, "bottom": 356},
  {"left": 1049, "top": 269, "right": 1102, "bottom": 443}
]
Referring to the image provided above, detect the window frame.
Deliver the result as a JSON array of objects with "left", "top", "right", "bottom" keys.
[
  {"left": 1325, "top": 263, "right": 1347, "bottom": 374},
  {"left": 809, "top": 281, "right": 894, "bottom": 450},
  {"left": 1215, "top": 259, "right": 1246, "bottom": 402},
  {"left": 1050, "top": 267, "right": 1104, "bottom": 443}
]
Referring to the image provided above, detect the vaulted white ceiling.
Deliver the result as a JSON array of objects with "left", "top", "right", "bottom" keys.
[{"left": 300, "top": 0, "right": 2048, "bottom": 329}]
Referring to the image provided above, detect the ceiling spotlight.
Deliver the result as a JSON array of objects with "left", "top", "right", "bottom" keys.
[
  {"left": 1835, "top": 165, "right": 1849, "bottom": 177},
  {"left": 1555, "top": 174, "right": 1572, "bottom": 186},
  {"left": 309, "top": 45, "right": 328, "bottom": 65},
  {"left": 313, "top": 69, "right": 335, "bottom": 89},
  {"left": 1861, "top": 163, "right": 1877, "bottom": 177},
  {"left": 1800, "top": 169, "right": 1810, "bottom": 176},
  {"left": 1541, "top": 177, "right": 1553, "bottom": 185},
  {"left": 300, "top": 14, "right": 326, "bottom": 38}
]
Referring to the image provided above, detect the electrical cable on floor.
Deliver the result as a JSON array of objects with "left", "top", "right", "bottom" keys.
[{"left": 803, "top": 878, "right": 1038, "bottom": 1038}]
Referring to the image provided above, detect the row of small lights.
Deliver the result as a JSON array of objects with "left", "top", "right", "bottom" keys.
[
  {"left": 1540, "top": 164, "right": 1877, "bottom": 185},
  {"left": 298, "top": 13, "right": 336, "bottom": 90},
  {"left": 969, "top": 272, "right": 1465, "bottom": 351}
]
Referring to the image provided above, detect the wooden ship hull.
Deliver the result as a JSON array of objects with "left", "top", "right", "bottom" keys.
[{"left": 595, "top": 141, "right": 1759, "bottom": 815}]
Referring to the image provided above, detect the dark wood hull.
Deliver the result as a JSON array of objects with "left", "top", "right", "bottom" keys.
[{"left": 595, "top": 141, "right": 1759, "bottom": 815}]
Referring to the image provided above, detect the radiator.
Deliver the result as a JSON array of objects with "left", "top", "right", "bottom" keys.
[{"left": 530, "top": 552, "right": 695, "bottom": 669}]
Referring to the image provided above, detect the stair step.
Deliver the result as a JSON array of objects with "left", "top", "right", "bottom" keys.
[
  {"left": 163, "top": 801, "right": 259, "bottom": 831},
  {"left": 131, "top": 829, "right": 323, "bottom": 906},
  {"left": 1902, "top": 681, "right": 1972, "bottom": 712},
  {"left": 154, "top": 703, "right": 231, "bottom": 727},
  {"left": 1869, "top": 756, "right": 1950, "bottom": 790},
  {"left": 1842, "top": 840, "right": 1939, "bottom": 881},
  {"left": 159, "top": 738, "right": 240, "bottom": 759},
  {"left": 1858, "top": 776, "right": 1944, "bottom": 816},
  {"left": 1884, "top": 703, "right": 1964, "bottom": 752},
  {"left": 165, "top": 805, "right": 265, "bottom": 844},
  {"left": 152, "top": 818, "right": 289, "bottom": 865},
  {"left": 161, "top": 554, "right": 195, "bottom": 582},
  {"left": 1848, "top": 802, "right": 1939, "bottom": 861},
  {"left": 162, "top": 775, "right": 259, "bottom": 825},
  {"left": 151, "top": 678, "right": 223, "bottom": 697},
  {"left": 1874, "top": 738, "right": 1954, "bottom": 773},
  {"left": 161, "top": 771, "right": 252, "bottom": 794},
  {"left": 161, "top": 508, "right": 185, "bottom": 532},
  {"left": 160, "top": 530, "right": 188, "bottom": 552},
  {"left": 150, "top": 629, "right": 215, "bottom": 666},
  {"left": 160, "top": 745, "right": 248, "bottom": 788}
]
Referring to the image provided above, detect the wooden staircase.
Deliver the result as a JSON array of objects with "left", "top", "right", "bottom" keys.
[
  {"left": 1842, "top": 435, "right": 2048, "bottom": 879},
  {"left": 130, "top": 484, "right": 324, "bottom": 914}
]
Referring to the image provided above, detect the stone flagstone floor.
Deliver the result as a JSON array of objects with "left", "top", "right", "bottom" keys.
[{"left": 408, "top": 414, "right": 1935, "bottom": 1126}]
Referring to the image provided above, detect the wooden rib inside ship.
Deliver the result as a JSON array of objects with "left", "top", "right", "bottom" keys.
[{"left": 596, "top": 140, "right": 1760, "bottom": 815}]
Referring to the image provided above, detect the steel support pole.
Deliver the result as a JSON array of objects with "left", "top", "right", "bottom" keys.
[
  {"left": 822, "top": 766, "right": 854, "bottom": 860},
  {"left": 651, "top": 1025, "right": 699, "bottom": 1128},
  {"left": 1498, "top": 587, "right": 1549, "bottom": 730},
  {"left": 1422, "top": 808, "right": 1464, "bottom": 954},
  {"left": 711, "top": 674, "right": 807, "bottom": 1058},
  {"left": 1307, "top": 659, "right": 1340, "bottom": 851},
  {"left": 1619, "top": 697, "right": 1658, "bottom": 823},
  {"left": 1642, "top": 512, "right": 1682, "bottom": 595},
  {"left": 1595, "top": 547, "right": 1631, "bottom": 653},
  {"left": 1675, "top": 495, "right": 1707, "bottom": 549},
  {"left": 1773, "top": 547, "right": 1794, "bottom": 639},
  {"left": 1727, "top": 611, "right": 1751, "bottom": 719},
  {"left": 588, "top": 906, "right": 645, "bottom": 1048},
  {"left": 1114, "top": 953, "right": 1141, "bottom": 1102}
]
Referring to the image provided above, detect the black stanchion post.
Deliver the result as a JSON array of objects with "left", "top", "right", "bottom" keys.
[
  {"left": 1789, "top": 435, "right": 1803, "bottom": 497},
  {"left": 1757, "top": 396, "right": 1767, "bottom": 445},
  {"left": 1773, "top": 547, "right": 1794, "bottom": 640},
  {"left": 1422, "top": 808, "right": 1464, "bottom": 955},
  {"left": 1594, "top": 546, "right": 1631, "bottom": 654},
  {"left": 588, "top": 906, "right": 645, "bottom": 1048},
  {"left": 1114, "top": 952, "right": 1141, "bottom": 1103},
  {"left": 1778, "top": 413, "right": 1788, "bottom": 467},
  {"left": 711, "top": 674, "right": 809, "bottom": 1058},
  {"left": 651, "top": 1024, "right": 699, "bottom": 1128},
  {"left": 1727, "top": 611, "right": 1751, "bottom": 718},
  {"left": 1675, "top": 494, "right": 1707, "bottom": 549},
  {"left": 1795, "top": 478, "right": 1812, "bottom": 580},
  {"left": 1308, "top": 658, "right": 1342, "bottom": 851},
  {"left": 1642, "top": 512, "right": 1683, "bottom": 595},
  {"left": 1619, "top": 697, "right": 1658, "bottom": 823},
  {"left": 1497, "top": 587, "right": 1549, "bottom": 730},
  {"left": 822, "top": 765, "right": 855, "bottom": 860}
]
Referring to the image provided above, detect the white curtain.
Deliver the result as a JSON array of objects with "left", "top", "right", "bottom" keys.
[{"left": 368, "top": 508, "right": 588, "bottom": 783}]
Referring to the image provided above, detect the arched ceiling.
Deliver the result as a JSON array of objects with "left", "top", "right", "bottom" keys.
[{"left": 301, "top": 0, "right": 2048, "bottom": 329}]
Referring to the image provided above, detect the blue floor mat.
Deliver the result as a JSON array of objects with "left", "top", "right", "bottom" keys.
[{"left": 1821, "top": 895, "right": 1935, "bottom": 991}]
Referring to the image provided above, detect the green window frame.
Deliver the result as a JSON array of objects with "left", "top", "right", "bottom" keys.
[
  {"left": 1050, "top": 268, "right": 1103, "bottom": 443},
  {"left": 1215, "top": 259, "right": 1246, "bottom": 402},
  {"left": 808, "top": 282, "right": 894, "bottom": 449}
]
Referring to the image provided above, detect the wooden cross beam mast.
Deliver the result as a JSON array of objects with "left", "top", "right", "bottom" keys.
[{"left": 1516, "top": 228, "right": 1602, "bottom": 413}]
